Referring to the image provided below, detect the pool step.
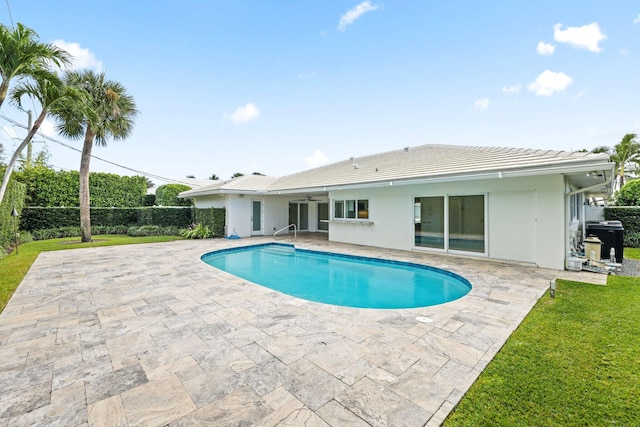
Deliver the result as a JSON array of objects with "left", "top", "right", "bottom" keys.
[{"left": 263, "top": 245, "right": 296, "bottom": 256}]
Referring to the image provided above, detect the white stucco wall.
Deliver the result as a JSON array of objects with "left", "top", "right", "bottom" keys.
[
  {"left": 192, "top": 195, "right": 226, "bottom": 209},
  {"left": 328, "top": 174, "right": 566, "bottom": 269}
]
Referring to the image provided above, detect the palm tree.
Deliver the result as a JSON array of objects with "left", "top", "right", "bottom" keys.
[
  {"left": 610, "top": 133, "right": 640, "bottom": 188},
  {"left": 0, "top": 22, "right": 71, "bottom": 108},
  {"left": 58, "top": 70, "right": 138, "bottom": 242},
  {"left": 0, "top": 73, "right": 87, "bottom": 203}
]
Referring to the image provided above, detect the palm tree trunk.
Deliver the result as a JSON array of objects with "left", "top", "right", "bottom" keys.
[
  {"left": 0, "top": 78, "right": 9, "bottom": 109},
  {"left": 0, "top": 109, "right": 47, "bottom": 203},
  {"left": 79, "top": 129, "right": 95, "bottom": 242}
]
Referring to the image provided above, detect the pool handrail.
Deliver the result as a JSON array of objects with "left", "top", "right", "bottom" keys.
[{"left": 274, "top": 224, "right": 297, "bottom": 242}]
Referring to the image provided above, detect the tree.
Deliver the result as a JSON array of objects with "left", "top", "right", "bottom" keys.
[
  {"left": 610, "top": 134, "right": 640, "bottom": 188},
  {"left": 57, "top": 70, "right": 138, "bottom": 242},
  {"left": 209, "top": 173, "right": 219, "bottom": 180},
  {"left": 615, "top": 179, "right": 640, "bottom": 206},
  {"left": 251, "top": 172, "right": 265, "bottom": 176},
  {"left": 155, "top": 183, "right": 192, "bottom": 206},
  {"left": 0, "top": 22, "right": 70, "bottom": 108},
  {"left": 186, "top": 174, "right": 195, "bottom": 179},
  {"left": 231, "top": 172, "right": 244, "bottom": 178},
  {"left": 0, "top": 73, "right": 87, "bottom": 204}
]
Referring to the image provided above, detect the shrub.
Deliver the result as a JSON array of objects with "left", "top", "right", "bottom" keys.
[
  {"left": 14, "top": 167, "right": 148, "bottom": 207},
  {"left": 194, "top": 207, "right": 225, "bottom": 237},
  {"left": 30, "top": 226, "right": 81, "bottom": 240},
  {"left": 181, "top": 223, "right": 212, "bottom": 239},
  {"left": 20, "top": 207, "right": 195, "bottom": 231},
  {"left": 604, "top": 207, "right": 640, "bottom": 234},
  {"left": 127, "top": 225, "right": 183, "bottom": 237},
  {"left": 624, "top": 232, "right": 640, "bottom": 248},
  {"left": 616, "top": 179, "right": 640, "bottom": 206},
  {"left": 143, "top": 194, "right": 156, "bottom": 206},
  {"left": 155, "top": 184, "right": 192, "bottom": 206}
]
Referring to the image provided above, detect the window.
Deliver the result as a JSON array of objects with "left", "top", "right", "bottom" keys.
[
  {"left": 334, "top": 200, "right": 344, "bottom": 219},
  {"left": 333, "top": 199, "right": 369, "bottom": 220}
]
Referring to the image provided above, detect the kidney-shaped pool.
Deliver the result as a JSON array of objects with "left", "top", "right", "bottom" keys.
[{"left": 201, "top": 243, "right": 471, "bottom": 309}]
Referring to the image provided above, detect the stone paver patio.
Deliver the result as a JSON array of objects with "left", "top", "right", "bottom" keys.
[{"left": 0, "top": 236, "right": 605, "bottom": 426}]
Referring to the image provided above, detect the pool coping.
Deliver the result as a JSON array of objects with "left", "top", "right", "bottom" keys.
[{"left": 0, "top": 236, "right": 605, "bottom": 426}]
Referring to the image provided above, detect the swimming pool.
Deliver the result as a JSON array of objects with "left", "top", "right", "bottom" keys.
[{"left": 201, "top": 243, "right": 471, "bottom": 309}]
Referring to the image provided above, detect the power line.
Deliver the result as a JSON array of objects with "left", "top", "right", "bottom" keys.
[{"left": 0, "top": 113, "right": 197, "bottom": 186}]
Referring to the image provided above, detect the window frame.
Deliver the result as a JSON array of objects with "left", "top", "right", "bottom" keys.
[{"left": 333, "top": 198, "right": 370, "bottom": 221}]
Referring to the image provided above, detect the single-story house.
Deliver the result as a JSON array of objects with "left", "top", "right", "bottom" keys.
[{"left": 179, "top": 144, "right": 614, "bottom": 270}]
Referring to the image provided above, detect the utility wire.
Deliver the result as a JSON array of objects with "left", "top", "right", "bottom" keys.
[{"left": 0, "top": 112, "right": 197, "bottom": 186}]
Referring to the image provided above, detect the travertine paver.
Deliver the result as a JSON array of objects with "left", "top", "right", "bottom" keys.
[{"left": 0, "top": 236, "right": 606, "bottom": 426}]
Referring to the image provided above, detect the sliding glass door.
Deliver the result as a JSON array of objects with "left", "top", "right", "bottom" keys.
[
  {"left": 414, "top": 195, "right": 485, "bottom": 253},
  {"left": 288, "top": 202, "right": 309, "bottom": 231}
]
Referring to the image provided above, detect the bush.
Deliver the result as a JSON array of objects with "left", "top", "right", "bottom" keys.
[
  {"left": 181, "top": 223, "right": 212, "bottom": 239},
  {"left": 143, "top": 194, "right": 156, "bottom": 206},
  {"left": 194, "top": 207, "right": 225, "bottom": 237},
  {"left": 155, "top": 184, "right": 192, "bottom": 206},
  {"left": 624, "top": 232, "right": 640, "bottom": 248},
  {"left": 127, "top": 225, "right": 183, "bottom": 237},
  {"left": 30, "top": 226, "right": 81, "bottom": 240},
  {"left": 14, "top": 167, "right": 148, "bottom": 207},
  {"left": 604, "top": 207, "right": 640, "bottom": 233},
  {"left": 20, "top": 207, "right": 195, "bottom": 231},
  {"left": 616, "top": 179, "right": 640, "bottom": 206}
]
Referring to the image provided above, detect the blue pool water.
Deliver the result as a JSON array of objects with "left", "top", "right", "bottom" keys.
[{"left": 201, "top": 243, "right": 472, "bottom": 309}]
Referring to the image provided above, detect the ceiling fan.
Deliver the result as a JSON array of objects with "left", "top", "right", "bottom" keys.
[{"left": 292, "top": 194, "right": 323, "bottom": 202}]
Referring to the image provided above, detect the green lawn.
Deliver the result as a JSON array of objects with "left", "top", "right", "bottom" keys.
[
  {"left": 444, "top": 264, "right": 640, "bottom": 425},
  {"left": 0, "top": 235, "right": 183, "bottom": 312}
]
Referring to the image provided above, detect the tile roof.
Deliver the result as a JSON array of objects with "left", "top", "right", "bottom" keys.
[
  {"left": 268, "top": 144, "right": 611, "bottom": 191},
  {"left": 179, "top": 175, "right": 278, "bottom": 197},
  {"left": 179, "top": 144, "right": 612, "bottom": 197}
]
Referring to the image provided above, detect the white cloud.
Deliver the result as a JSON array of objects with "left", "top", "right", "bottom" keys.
[
  {"left": 502, "top": 83, "right": 522, "bottom": 95},
  {"left": 474, "top": 98, "right": 490, "bottom": 111},
  {"left": 634, "top": 14, "right": 640, "bottom": 24},
  {"left": 527, "top": 70, "right": 573, "bottom": 96},
  {"left": 52, "top": 40, "right": 103, "bottom": 71},
  {"left": 305, "top": 149, "right": 329, "bottom": 167},
  {"left": 224, "top": 103, "right": 260, "bottom": 124},
  {"left": 553, "top": 22, "right": 606, "bottom": 53},
  {"left": 338, "top": 1, "right": 380, "bottom": 32},
  {"left": 537, "top": 41, "right": 556, "bottom": 55}
]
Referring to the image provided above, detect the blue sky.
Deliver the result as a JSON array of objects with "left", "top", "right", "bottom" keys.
[{"left": 1, "top": 1, "right": 639, "bottom": 184}]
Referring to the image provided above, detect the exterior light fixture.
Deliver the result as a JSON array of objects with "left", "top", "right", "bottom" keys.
[{"left": 549, "top": 279, "right": 556, "bottom": 298}]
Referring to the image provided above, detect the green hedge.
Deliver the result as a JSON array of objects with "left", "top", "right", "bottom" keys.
[
  {"left": 20, "top": 207, "right": 195, "bottom": 231},
  {"left": 604, "top": 207, "right": 640, "bottom": 232},
  {"left": 14, "top": 167, "right": 148, "bottom": 207},
  {"left": 194, "top": 207, "right": 225, "bottom": 236},
  {"left": 0, "top": 179, "right": 26, "bottom": 250},
  {"left": 19, "top": 206, "right": 225, "bottom": 236},
  {"left": 137, "top": 207, "right": 193, "bottom": 227},
  {"left": 604, "top": 207, "right": 640, "bottom": 247},
  {"left": 156, "top": 184, "right": 192, "bottom": 206}
]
